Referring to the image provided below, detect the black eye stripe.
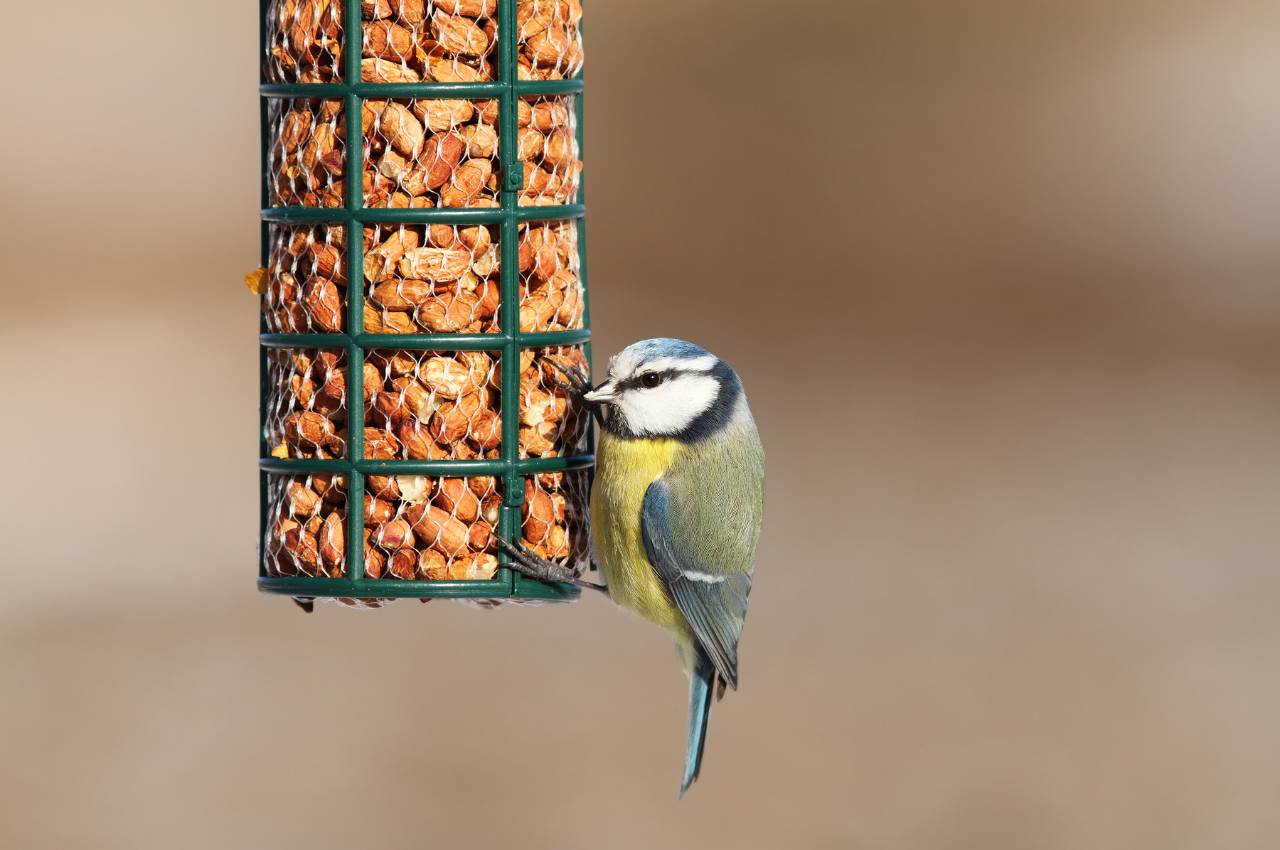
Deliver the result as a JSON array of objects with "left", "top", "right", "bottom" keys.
[{"left": 619, "top": 368, "right": 679, "bottom": 391}]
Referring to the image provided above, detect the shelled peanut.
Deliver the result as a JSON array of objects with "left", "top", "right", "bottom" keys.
[
  {"left": 361, "top": 0, "right": 498, "bottom": 83},
  {"left": 359, "top": 471, "right": 588, "bottom": 582},
  {"left": 363, "top": 223, "right": 500, "bottom": 333},
  {"left": 260, "top": 471, "right": 496, "bottom": 583},
  {"left": 268, "top": 99, "right": 346, "bottom": 208},
  {"left": 361, "top": 97, "right": 499, "bottom": 208},
  {"left": 365, "top": 349, "right": 499, "bottom": 460},
  {"left": 264, "top": 471, "right": 586, "bottom": 582},
  {"left": 265, "top": 0, "right": 344, "bottom": 83},
  {"left": 362, "top": 345, "right": 587, "bottom": 460},
  {"left": 264, "top": 474, "right": 348, "bottom": 577},
  {"left": 263, "top": 225, "right": 348, "bottom": 333},
  {"left": 516, "top": 0, "right": 583, "bottom": 80},
  {"left": 517, "top": 96, "right": 581, "bottom": 206},
  {"left": 521, "top": 470, "right": 590, "bottom": 566},
  {"left": 363, "top": 474, "right": 500, "bottom": 580},
  {"left": 516, "top": 219, "right": 583, "bottom": 331},
  {"left": 265, "top": 0, "right": 583, "bottom": 85},
  {"left": 264, "top": 472, "right": 586, "bottom": 584},
  {"left": 257, "top": 221, "right": 582, "bottom": 351},
  {"left": 265, "top": 348, "right": 378, "bottom": 460},
  {"left": 518, "top": 346, "right": 590, "bottom": 457}
]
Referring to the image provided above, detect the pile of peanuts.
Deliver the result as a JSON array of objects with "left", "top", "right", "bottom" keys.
[
  {"left": 265, "top": 0, "right": 583, "bottom": 85},
  {"left": 265, "top": 94, "right": 581, "bottom": 210},
  {"left": 263, "top": 469, "right": 587, "bottom": 585},
  {"left": 360, "top": 94, "right": 581, "bottom": 209},
  {"left": 261, "top": 220, "right": 582, "bottom": 335},
  {"left": 264, "top": 346, "right": 590, "bottom": 463}
]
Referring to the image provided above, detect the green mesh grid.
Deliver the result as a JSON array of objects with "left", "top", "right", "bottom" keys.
[{"left": 257, "top": 0, "right": 590, "bottom": 603}]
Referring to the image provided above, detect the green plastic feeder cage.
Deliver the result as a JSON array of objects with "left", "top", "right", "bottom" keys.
[{"left": 256, "top": 0, "right": 591, "bottom": 607}]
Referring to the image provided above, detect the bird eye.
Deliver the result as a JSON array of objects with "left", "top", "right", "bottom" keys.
[{"left": 640, "top": 372, "right": 663, "bottom": 388}]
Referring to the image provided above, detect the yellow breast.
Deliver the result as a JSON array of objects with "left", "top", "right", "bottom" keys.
[{"left": 591, "top": 433, "right": 692, "bottom": 638}]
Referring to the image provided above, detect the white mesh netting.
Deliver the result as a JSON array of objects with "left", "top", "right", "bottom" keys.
[
  {"left": 363, "top": 98, "right": 500, "bottom": 208},
  {"left": 264, "top": 470, "right": 589, "bottom": 592},
  {"left": 362, "top": 474, "right": 501, "bottom": 581},
  {"left": 517, "top": 220, "right": 583, "bottom": 331},
  {"left": 264, "top": 225, "right": 348, "bottom": 333},
  {"left": 264, "top": 474, "right": 348, "bottom": 577},
  {"left": 266, "top": 1, "right": 584, "bottom": 83},
  {"left": 518, "top": 345, "right": 590, "bottom": 457},
  {"left": 365, "top": 349, "right": 502, "bottom": 460},
  {"left": 268, "top": 98, "right": 346, "bottom": 208},
  {"left": 265, "top": 348, "right": 358, "bottom": 459},
  {"left": 362, "top": 223, "right": 501, "bottom": 332},
  {"left": 517, "top": 96, "right": 581, "bottom": 206},
  {"left": 517, "top": 0, "right": 583, "bottom": 80},
  {"left": 520, "top": 469, "right": 590, "bottom": 566},
  {"left": 363, "top": 345, "right": 588, "bottom": 460},
  {"left": 266, "top": 0, "right": 345, "bottom": 83},
  {"left": 361, "top": 1, "right": 498, "bottom": 83}
]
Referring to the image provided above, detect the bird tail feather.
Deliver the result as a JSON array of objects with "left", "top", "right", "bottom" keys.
[{"left": 680, "top": 650, "right": 716, "bottom": 798}]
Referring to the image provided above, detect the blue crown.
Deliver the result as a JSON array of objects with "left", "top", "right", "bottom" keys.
[{"left": 628, "top": 338, "right": 714, "bottom": 362}]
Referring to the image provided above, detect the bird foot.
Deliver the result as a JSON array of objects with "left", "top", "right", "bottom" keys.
[
  {"left": 544, "top": 360, "right": 604, "bottom": 428},
  {"left": 495, "top": 535, "right": 608, "bottom": 595}
]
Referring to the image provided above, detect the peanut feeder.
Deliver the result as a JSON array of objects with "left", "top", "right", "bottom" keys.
[{"left": 256, "top": 0, "right": 590, "bottom": 606}]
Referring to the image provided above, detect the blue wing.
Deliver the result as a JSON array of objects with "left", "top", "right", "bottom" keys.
[{"left": 642, "top": 478, "right": 754, "bottom": 689}]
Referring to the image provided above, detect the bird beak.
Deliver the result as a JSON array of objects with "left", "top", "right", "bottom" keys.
[{"left": 582, "top": 381, "right": 617, "bottom": 405}]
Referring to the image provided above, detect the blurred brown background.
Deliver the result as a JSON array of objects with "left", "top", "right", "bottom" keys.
[{"left": 2, "top": 0, "right": 1279, "bottom": 847}]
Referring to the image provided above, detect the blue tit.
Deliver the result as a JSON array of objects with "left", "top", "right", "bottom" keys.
[
  {"left": 585, "top": 338, "right": 765, "bottom": 796},
  {"left": 496, "top": 338, "right": 764, "bottom": 795}
]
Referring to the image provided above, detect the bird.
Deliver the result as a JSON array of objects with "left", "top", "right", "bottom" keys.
[{"left": 499, "top": 338, "right": 765, "bottom": 796}]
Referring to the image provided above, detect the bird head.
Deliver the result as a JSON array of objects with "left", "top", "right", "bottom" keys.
[{"left": 585, "top": 338, "right": 746, "bottom": 441}]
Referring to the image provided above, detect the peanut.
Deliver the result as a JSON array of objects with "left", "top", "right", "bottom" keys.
[
  {"left": 435, "top": 477, "right": 481, "bottom": 521},
  {"left": 448, "top": 553, "right": 498, "bottom": 580},
  {"left": 319, "top": 510, "right": 345, "bottom": 570},
  {"left": 371, "top": 519, "right": 415, "bottom": 551},
  {"left": 365, "top": 495, "right": 395, "bottom": 525},
  {"left": 418, "top": 355, "right": 474, "bottom": 399},
  {"left": 405, "top": 503, "right": 470, "bottom": 557},
  {"left": 362, "top": 57, "right": 421, "bottom": 83},
  {"left": 398, "top": 246, "right": 471, "bottom": 283},
  {"left": 377, "top": 102, "right": 425, "bottom": 158},
  {"left": 388, "top": 547, "right": 418, "bottom": 580},
  {"left": 412, "top": 99, "right": 476, "bottom": 133}
]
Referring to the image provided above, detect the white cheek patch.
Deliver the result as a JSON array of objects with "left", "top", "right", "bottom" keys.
[{"left": 617, "top": 373, "right": 720, "bottom": 436}]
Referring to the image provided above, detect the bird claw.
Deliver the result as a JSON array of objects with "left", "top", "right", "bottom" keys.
[
  {"left": 495, "top": 535, "right": 607, "bottom": 596},
  {"left": 494, "top": 534, "right": 579, "bottom": 584},
  {"left": 544, "top": 360, "right": 604, "bottom": 428},
  {"left": 545, "top": 359, "right": 591, "bottom": 395}
]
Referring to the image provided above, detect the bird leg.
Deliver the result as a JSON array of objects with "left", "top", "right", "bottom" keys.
[
  {"left": 544, "top": 360, "right": 605, "bottom": 428},
  {"left": 494, "top": 535, "right": 609, "bottom": 595}
]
